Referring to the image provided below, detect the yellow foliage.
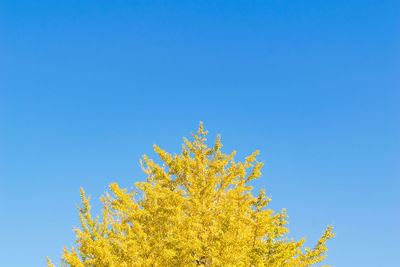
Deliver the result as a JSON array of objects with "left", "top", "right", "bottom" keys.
[{"left": 49, "top": 123, "right": 334, "bottom": 266}]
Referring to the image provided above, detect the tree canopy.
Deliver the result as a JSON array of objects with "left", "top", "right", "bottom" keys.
[{"left": 48, "top": 123, "right": 334, "bottom": 266}]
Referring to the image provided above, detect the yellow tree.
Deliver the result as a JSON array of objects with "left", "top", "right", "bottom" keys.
[{"left": 48, "top": 123, "right": 334, "bottom": 266}]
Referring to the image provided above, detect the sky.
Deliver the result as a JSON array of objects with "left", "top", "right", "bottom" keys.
[{"left": 0, "top": 1, "right": 399, "bottom": 266}]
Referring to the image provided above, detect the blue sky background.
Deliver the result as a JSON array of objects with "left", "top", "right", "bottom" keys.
[{"left": 0, "top": 1, "right": 399, "bottom": 266}]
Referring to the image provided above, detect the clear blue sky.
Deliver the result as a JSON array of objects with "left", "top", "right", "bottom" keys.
[{"left": 0, "top": 1, "right": 399, "bottom": 266}]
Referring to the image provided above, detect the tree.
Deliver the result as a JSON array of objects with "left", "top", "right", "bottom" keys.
[{"left": 48, "top": 123, "right": 334, "bottom": 266}]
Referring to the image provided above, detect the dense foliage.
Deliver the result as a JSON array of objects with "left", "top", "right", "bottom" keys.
[{"left": 48, "top": 123, "right": 334, "bottom": 266}]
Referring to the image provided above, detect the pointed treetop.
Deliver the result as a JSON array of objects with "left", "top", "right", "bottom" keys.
[
  {"left": 187, "top": 122, "right": 209, "bottom": 153},
  {"left": 196, "top": 121, "right": 208, "bottom": 136}
]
